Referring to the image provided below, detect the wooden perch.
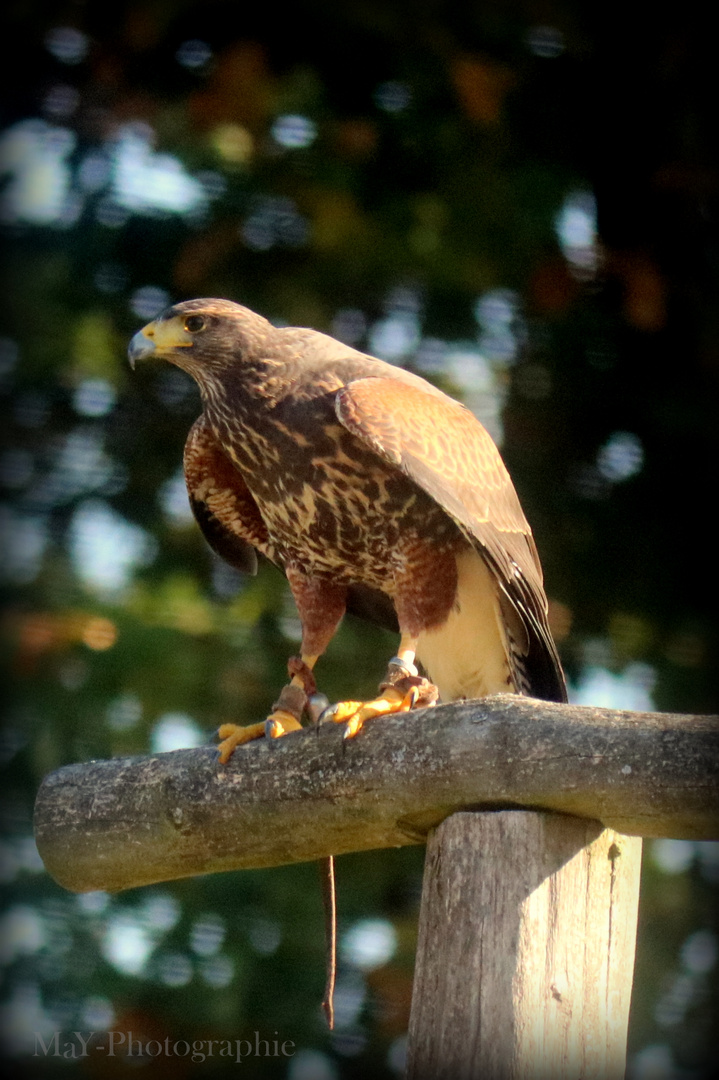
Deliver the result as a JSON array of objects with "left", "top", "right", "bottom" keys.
[
  {"left": 34, "top": 695, "right": 719, "bottom": 894},
  {"left": 406, "top": 812, "right": 643, "bottom": 1079}
]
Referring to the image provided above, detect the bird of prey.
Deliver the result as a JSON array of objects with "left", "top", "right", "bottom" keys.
[
  {"left": 129, "top": 298, "right": 566, "bottom": 745},
  {"left": 129, "top": 297, "right": 566, "bottom": 1021}
]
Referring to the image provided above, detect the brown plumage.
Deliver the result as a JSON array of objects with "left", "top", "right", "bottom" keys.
[
  {"left": 129, "top": 297, "right": 565, "bottom": 709},
  {"left": 129, "top": 296, "right": 566, "bottom": 1027}
]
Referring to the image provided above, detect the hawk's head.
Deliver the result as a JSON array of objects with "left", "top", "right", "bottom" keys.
[{"left": 128, "top": 298, "right": 273, "bottom": 382}]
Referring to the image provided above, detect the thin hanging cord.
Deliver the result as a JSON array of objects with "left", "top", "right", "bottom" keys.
[{"left": 319, "top": 854, "right": 337, "bottom": 1028}]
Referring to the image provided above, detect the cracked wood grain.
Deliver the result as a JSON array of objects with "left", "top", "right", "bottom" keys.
[{"left": 406, "top": 812, "right": 642, "bottom": 1080}]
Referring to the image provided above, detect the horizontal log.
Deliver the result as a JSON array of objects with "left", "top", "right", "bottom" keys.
[{"left": 34, "top": 695, "right": 719, "bottom": 894}]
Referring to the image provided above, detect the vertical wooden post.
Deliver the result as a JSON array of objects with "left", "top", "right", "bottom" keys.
[{"left": 406, "top": 811, "right": 642, "bottom": 1080}]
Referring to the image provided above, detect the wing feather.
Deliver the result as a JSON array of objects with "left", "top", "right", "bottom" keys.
[
  {"left": 183, "top": 417, "right": 266, "bottom": 575},
  {"left": 335, "top": 376, "right": 566, "bottom": 701}
]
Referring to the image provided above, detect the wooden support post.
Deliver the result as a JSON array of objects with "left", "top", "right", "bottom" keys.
[{"left": 406, "top": 811, "right": 642, "bottom": 1080}]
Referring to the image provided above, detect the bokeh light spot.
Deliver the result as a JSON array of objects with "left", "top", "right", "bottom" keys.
[
  {"left": 42, "top": 84, "right": 80, "bottom": 119},
  {"left": 555, "top": 190, "right": 599, "bottom": 276},
  {"left": 71, "top": 500, "right": 156, "bottom": 593},
  {"left": 597, "top": 431, "right": 644, "bottom": 482},
  {"left": 567, "top": 462, "right": 612, "bottom": 501},
  {"left": 474, "top": 288, "right": 522, "bottom": 366},
  {"left": 414, "top": 337, "right": 448, "bottom": 372},
  {"left": 73, "top": 378, "right": 117, "bottom": 417},
  {"left": 176, "top": 39, "right": 212, "bottom": 70},
  {"left": 0, "top": 448, "right": 34, "bottom": 489},
  {"left": 94, "top": 199, "right": 129, "bottom": 228},
  {"left": 0, "top": 509, "right": 47, "bottom": 584},
  {"left": 570, "top": 661, "right": 656, "bottom": 711},
  {"left": 82, "top": 617, "right": 117, "bottom": 651},
  {"left": 78, "top": 151, "right": 111, "bottom": 192},
  {"left": 93, "top": 264, "right": 128, "bottom": 296},
  {"left": 341, "top": 918, "right": 397, "bottom": 970},
  {"left": 368, "top": 313, "right": 420, "bottom": 361},
  {"left": 160, "top": 469, "right": 195, "bottom": 525},
  {"left": 101, "top": 914, "right": 152, "bottom": 976},
  {"left": 0, "top": 120, "right": 78, "bottom": 226},
  {"left": 329, "top": 972, "right": 366, "bottom": 1031},
  {"left": 248, "top": 916, "right": 281, "bottom": 955},
  {"left": 81, "top": 996, "right": 114, "bottom": 1030},
  {"left": 199, "top": 954, "right": 234, "bottom": 988},
  {"left": 155, "top": 951, "right": 193, "bottom": 987},
  {"left": 331, "top": 308, "right": 367, "bottom": 346},
  {"left": 106, "top": 693, "right": 142, "bottom": 731},
  {"left": 289, "top": 1049, "right": 339, "bottom": 1080},
  {"left": 0, "top": 906, "right": 47, "bottom": 963},
  {"left": 190, "top": 914, "right": 226, "bottom": 956},
  {"left": 271, "top": 114, "right": 318, "bottom": 149},
  {"left": 130, "top": 286, "right": 170, "bottom": 320},
  {"left": 374, "top": 81, "right": 412, "bottom": 112},
  {"left": 151, "top": 713, "right": 204, "bottom": 753},
  {"left": 629, "top": 1043, "right": 674, "bottom": 1079},
  {"left": 387, "top": 1035, "right": 407, "bottom": 1075},
  {"left": 526, "top": 26, "right": 565, "bottom": 58},
  {"left": 109, "top": 124, "right": 209, "bottom": 218},
  {"left": 141, "top": 892, "right": 181, "bottom": 933},
  {"left": 681, "top": 929, "right": 717, "bottom": 975},
  {"left": 212, "top": 123, "right": 254, "bottom": 165},
  {"left": 44, "top": 26, "right": 89, "bottom": 65},
  {"left": 196, "top": 170, "right": 227, "bottom": 198},
  {"left": 76, "top": 891, "right": 110, "bottom": 915},
  {"left": 651, "top": 839, "right": 695, "bottom": 875},
  {"left": 241, "top": 196, "right": 309, "bottom": 251}
]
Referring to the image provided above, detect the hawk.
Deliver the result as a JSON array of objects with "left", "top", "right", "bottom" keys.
[
  {"left": 129, "top": 297, "right": 566, "bottom": 1025},
  {"left": 129, "top": 298, "right": 566, "bottom": 760}
]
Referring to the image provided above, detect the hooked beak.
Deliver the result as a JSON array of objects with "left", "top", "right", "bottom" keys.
[
  {"left": 128, "top": 316, "right": 195, "bottom": 370},
  {"left": 128, "top": 329, "right": 156, "bottom": 370}
]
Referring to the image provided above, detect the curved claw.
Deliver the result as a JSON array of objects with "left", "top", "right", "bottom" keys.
[
  {"left": 403, "top": 685, "right": 420, "bottom": 709},
  {"left": 343, "top": 715, "right": 363, "bottom": 740},
  {"left": 265, "top": 717, "right": 284, "bottom": 739},
  {"left": 318, "top": 700, "right": 362, "bottom": 725},
  {"left": 317, "top": 674, "right": 436, "bottom": 742},
  {"left": 264, "top": 710, "right": 303, "bottom": 740},
  {"left": 338, "top": 685, "right": 422, "bottom": 740}
]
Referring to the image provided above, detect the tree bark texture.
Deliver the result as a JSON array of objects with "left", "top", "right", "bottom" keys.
[{"left": 33, "top": 695, "right": 718, "bottom": 894}]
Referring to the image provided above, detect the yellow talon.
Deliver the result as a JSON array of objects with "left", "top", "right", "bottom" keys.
[
  {"left": 324, "top": 701, "right": 365, "bottom": 724},
  {"left": 217, "top": 711, "right": 303, "bottom": 763},
  {"left": 217, "top": 721, "right": 267, "bottom": 763},
  {"left": 323, "top": 685, "right": 420, "bottom": 740}
]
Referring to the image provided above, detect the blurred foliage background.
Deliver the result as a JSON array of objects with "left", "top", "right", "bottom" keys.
[{"left": 1, "top": 1, "right": 717, "bottom": 1077}]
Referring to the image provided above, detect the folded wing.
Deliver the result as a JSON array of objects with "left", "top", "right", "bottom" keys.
[{"left": 335, "top": 376, "right": 566, "bottom": 702}]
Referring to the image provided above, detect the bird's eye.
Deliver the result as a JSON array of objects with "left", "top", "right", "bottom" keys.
[{"left": 184, "top": 315, "right": 206, "bottom": 333}]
